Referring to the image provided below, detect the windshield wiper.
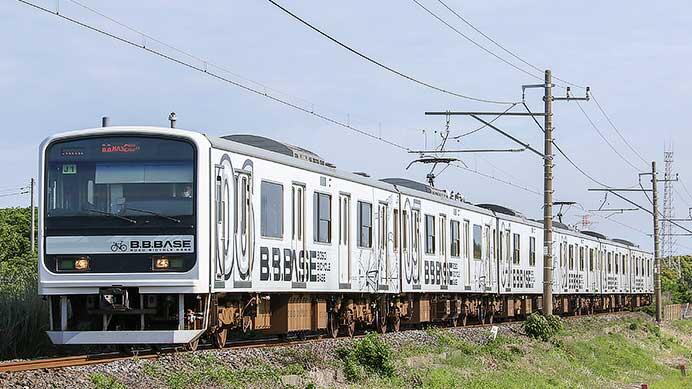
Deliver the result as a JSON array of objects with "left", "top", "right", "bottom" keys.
[
  {"left": 83, "top": 208, "right": 137, "bottom": 224},
  {"left": 123, "top": 206, "right": 181, "bottom": 224}
]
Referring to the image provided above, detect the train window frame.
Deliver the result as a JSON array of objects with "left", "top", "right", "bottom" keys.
[
  {"left": 378, "top": 202, "right": 388, "bottom": 252},
  {"left": 529, "top": 236, "right": 536, "bottom": 266},
  {"left": 472, "top": 224, "right": 482, "bottom": 260},
  {"left": 313, "top": 191, "right": 332, "bottom": 244},
  {"left": 357, "top": 201, "right": 373, "bottom": 249},
  {"left": 439, "top": 214, "right": 446, "bottom": 256},
  {"left": 463, "top": 220, "right": 470, "bottom": 260},
  {"left": 615, "top": 253, "right": 619, "bottom": 274},
  {"left": 402, "top": 210, "right": 408, "bottom": 250},
  {"left": 512, "top": 233, "right": 520, "bottom": 265},
  {"left": 568, "top": 244, "right": 574, "bottom": 270},
  {"left": 589, "top": 248, "right": 594, "bottom": 272},
  {"left": 450, "top": 220, "right": 460, "bottom": 257},
  {"left": 622, "top": 255, "right": 627, "bottom": 275},
  {"left": 607, "top": 252, "right": 612, "bottom": 274},
  {"left": 425, "top": 214, "right": 436, "bottom": 255},
  {"left": 393, "top": 208, "right": 399, "bottom": 251},
  {"left": 579, "top": 246, "right": 585, "bottom": 271},
  {"left": 260, "top": 180, "right": 283, "bottom": 239}
]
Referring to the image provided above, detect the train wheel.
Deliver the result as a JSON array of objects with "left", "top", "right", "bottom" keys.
[
  {"left": 327, "top": 312, "right": 339, "bottom": 339},
  {"left": 185, "top": 339, "right": 199, "bottom": 352},
  {"left": 213, "top": 328, "right": 227, "bottom": 349}
]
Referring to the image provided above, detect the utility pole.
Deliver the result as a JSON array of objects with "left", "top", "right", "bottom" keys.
[
  {"left": 652, "top": 161, "right": 662, "bottom": 322},
  {"left": 543, "top": 70, "right": 554, "bottom": 316},
  {"left": 30, "top": 177, "right": 35, "bottom": 253}
]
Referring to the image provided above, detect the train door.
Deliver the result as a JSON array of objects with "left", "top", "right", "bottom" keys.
[
  {"left": 291, "top": 184, "right": 305, "bottom": 274},
  {"left": 378, "top": 202, "right": 389, "bottom": 287},
  {"left": 338, "top": 194, "right": 351, "bottom": 286}
]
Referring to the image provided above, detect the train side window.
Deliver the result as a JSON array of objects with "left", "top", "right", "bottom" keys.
[
  {"left": 579, "top": 246, "right": 584, "bottom": 271},
  {"left": 472, "top": 224, "right": 482, "bottom": 260},
  {"left": 425, "top": 214, "right": 435, "bottom": 255},
  {"left": 529, "top": 236, "right": 536, "bottom": 266},
  {"left": 568, "top": 244, "right": 574, "bottom": 270},
  {"left": 622, "top": 255, "right": 627, "bottom": 275},
  {"left": 393, "top": 209, "right": 399, "bottom": 251},
  {"left": 607, "top": 252, "right": 612, "bottom": 274},
  {"left": 451, "top": 220, "right": 460, "bottom": 257},
  {"left": 512, "top": 233, "right": 520, "bottom": 264},
  {"left": 615, "top": 254, "right": 619, "bottom": 274},
  {"left": 559, "top": 243, "right": 563, "bottom": 267},
  {"left": 589, "top": 248, "right": 594, "bottom": 271},
  {"left": 313, "top": 192, "right": 332, "bottom": 243},
  {"left": 463, "top": 220, "right": 470, "bottom": 260},
  {"left": 357, "top": 201, "right": 372, "bottom": 248},
  {"left": 402, "top": 210, "right": 408, "bottom": 250},
  {"left": 439, "top": 215, "right": 446, "bottom": 256},
  {"left": 378, "top": 203, "right": 388, "bottom": 251},
  {"left": 260, "top": 181, "right": 283, "bottom": 238}
]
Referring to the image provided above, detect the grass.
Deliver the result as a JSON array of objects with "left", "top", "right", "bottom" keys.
[
  {"left": 89, "top": 373, "right": 126, "bottom": 389},
  {"left": 142, "top": 353, "right": 307, "bottom": 389},
  {"left": 347, "top": 314, "right": 692, "bottom": 389}
]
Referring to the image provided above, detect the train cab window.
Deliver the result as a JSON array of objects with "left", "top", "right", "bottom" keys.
[
  {"left": 357, "top": 201, "right": 372, "bottom": 248},
  {"left": 529, "top": 236, "right": 536, "bottom": 266},
  {"left": 313, "top": 192, "right": 332, "bottom": 243},
  {"left": 393, "top": 209, "right": 399, "bottom": 251},
  {"left": 512, "top": 233, "right": 520, "bottom": 264},
  {"left": 568, "top": 245, "right": 574, "bottom": 270},
  {"left": 472, "top": 224, "right": 482, "bottom": 260},
  {"left": 425, "top": 215, "right": 436, "bottom": 254},
  {"left": 260, "top": 181, "right": 283, "bottom": 238},
  {"left": 589, "top": 249, "right": 594, "bottom": 271},
  {"left": 451, "top": 220, "right": 460, "bottom": 257},
  {"left": 579, "top": 246, "right": 584, "bottom": 271}
]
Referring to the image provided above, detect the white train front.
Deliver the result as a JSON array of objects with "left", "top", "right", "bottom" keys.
[{"left": 38, "top": 127, "right": 653, "bottom": 348}]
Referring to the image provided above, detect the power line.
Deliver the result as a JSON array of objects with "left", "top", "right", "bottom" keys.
[
  {"left": 575, "top": 101, "right": 642, "bottom": 172},
  {"left": 17, "top": 0, "right": 412, "bottom": 152},
  {"left": 522, "top": 101, "right": 612, "bottom": 188},
  {"left": 0, "top": 191, "right": 29, "bottom": 198},
  {"left": 409, "top": 0, "right": 542, "bottom": 82},
  {"left": 591, "top": 92, "right": 649, "bottom": 166},
  {"left": 449, "top": 162, "right": 542, "bottom": 196},
  {"left": 433, "top": 0, "right": 585, "bottom": 89},
  {"left": 451, "top": 103, "right": 517, "bottom": 139},
  {"left": 264, "top": 0, "right": 517, "bottom": 105}
]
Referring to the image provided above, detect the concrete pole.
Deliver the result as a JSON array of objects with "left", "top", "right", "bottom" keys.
[
  {"left": 543, "top": 70, "right": 554, "bottom": 316},
  {"left": 30, "top": 177, "right": 35, "bottom": 253},
  {"left": 652, "top": 161, "right": 662, "bottom": 322}
]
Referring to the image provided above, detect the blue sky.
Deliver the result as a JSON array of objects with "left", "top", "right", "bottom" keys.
[{"left": 2, "top": 0, "right": 691, "bottom": 253}]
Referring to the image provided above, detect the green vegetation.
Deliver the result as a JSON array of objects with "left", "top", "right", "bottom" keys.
[
  {"left": 522, "top": 312, "right": 564, "bottom": 341},
  {"left": 142, "top": 354, "right": 306, "bottom": 389},
  {"left": 345, "top": 314, "right": 691, "bottom": 389},
  {"left": 662, "top": 256, "right": 692, "bottom": 304},
  {"left": 337, "top": 332, "right": 396, "bottom": 382},
  {"left": 89, "top": 372, "right": 126, "bottom": 389},
  {"left": 0, "top": 207, "right": 51, "bottom": 360}
]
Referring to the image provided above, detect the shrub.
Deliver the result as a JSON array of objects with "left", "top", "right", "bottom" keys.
[
  {"left": 337, "top": 332, "right": 395, "bottom": 381},
  {"left": 523, "top": 313, "right": 563, "bottom": 341}
]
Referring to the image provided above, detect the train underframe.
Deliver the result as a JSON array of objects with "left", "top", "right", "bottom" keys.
[{"left": 45, "top": 288, "right": 653, "bottom": 349}]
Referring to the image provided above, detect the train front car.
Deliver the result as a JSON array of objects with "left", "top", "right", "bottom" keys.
[{"left": 39, "top": 127, "right": 210, "bottom": 347}]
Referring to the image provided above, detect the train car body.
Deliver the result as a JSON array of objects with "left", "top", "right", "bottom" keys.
[{"left": 38, "top": 127, "right": 654, "bottom": 347}]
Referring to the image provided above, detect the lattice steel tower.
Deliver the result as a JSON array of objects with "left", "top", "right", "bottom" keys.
[{"left": 662, "top": 146, "right": 680, "bottom": 276}]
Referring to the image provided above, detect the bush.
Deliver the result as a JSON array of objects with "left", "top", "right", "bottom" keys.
[
  {"left": 523, "top": 313, "right": 563, "bottom": 341},
  {"left": 337, "top": 332, "right": 395, "bottom": 381}
]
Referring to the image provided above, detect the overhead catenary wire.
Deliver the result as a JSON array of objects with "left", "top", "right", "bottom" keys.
[
  {"left": 264, "top": 0, "right": 517, "bottom": 105},
  {"left": 575, "top": 101, "right": 642, "bottom": 172},
  {"left": 17, "top": 0, "right": 411, "bottom": 152},
  {"left": 409, "top": 0, "right": 543, "bottom": 83},
  {"left": 590, "top": 92, "right": 649, "bottom": 167},
  {"left": 451, "top": 103, "right": 517, "bottom": 140},
  {"left": 17, "top": 0, "right": 548, "bottom": 200}
]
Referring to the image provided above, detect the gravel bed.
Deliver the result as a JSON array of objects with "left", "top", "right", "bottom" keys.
[{"left": 0, "top": 314, "right": 627, "bottom": 389}]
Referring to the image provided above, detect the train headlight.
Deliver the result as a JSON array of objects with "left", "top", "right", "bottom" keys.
[
  {"left": 152, "top": 255, "right": 184, "bottom": 271},
  {"left": 57, "top": 256, "right": 90, "bottom": 271},
  {"left": 154, "top": 257, "right": 170, "bottom": 270}
]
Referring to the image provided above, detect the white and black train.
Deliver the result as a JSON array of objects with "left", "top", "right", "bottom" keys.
[{"left": 38, "top": 127, "right": 654, "bottom": 348}]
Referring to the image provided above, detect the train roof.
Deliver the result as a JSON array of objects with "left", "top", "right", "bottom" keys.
[{"left": 222, "top": 134, "right": 334, "bottom": 168}]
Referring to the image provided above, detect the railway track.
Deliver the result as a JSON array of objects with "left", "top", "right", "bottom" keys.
[{"left": 0, "top": 311, "right": 627, "bottom": 374}]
